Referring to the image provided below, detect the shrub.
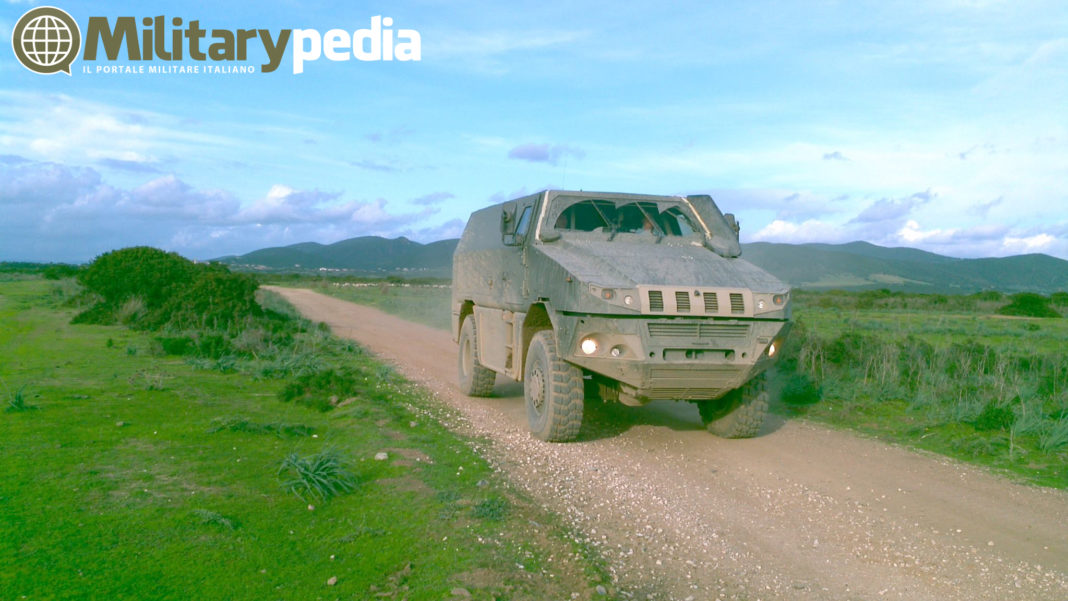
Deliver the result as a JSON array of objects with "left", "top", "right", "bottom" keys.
[
  {"left": 74, "top": 247, "right": 264, "bottom": 334},
  {"left": 78, "top": 247, "right": 196, "bottom": 308},
  {"left": 191, "top": 509, "right": 236, "bottom": 530},
  {"left": 278, "top": 449, "right": 356, "bottom": 502},
  {"left": 279, "top": 368, "right": 361, "bottom": 411},
  {"left": 42, "top": 264, "right": 80, "bottom": 280},
  {"left": 4, "top": 386, "right": 36, "bottom": 413},
  {"left": 154, "top": 267, "right": 262, "bottom": 332},
  {"left": 1051, "top": 292, "right": 1068, "bottom": 307},
  {"left": 780, "top": 373, "right": 822, "bottom": 406},
  {"left": 997, "top": 293, "right": 1060, "bottom": 318},
  {"left": 471, "top": 497, "right": 509, "bottom": 521},
  {"left": 209, "top": 417, "right": 314, "bottom": 437},
  {"left": 972, "top": 401, "right": 1015, "bottom": 432},
  {"left": 1039, "top": 416, "right": 1068, "bottom": 451}
]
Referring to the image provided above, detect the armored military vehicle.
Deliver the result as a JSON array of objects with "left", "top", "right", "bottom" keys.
[{"left": 452, "top": 190, "right": 791, "bottom": 442}]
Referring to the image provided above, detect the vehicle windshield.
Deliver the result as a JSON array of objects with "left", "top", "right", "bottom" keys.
[{"left": 544, "top": 196, "right": 706, "bottom": 241}]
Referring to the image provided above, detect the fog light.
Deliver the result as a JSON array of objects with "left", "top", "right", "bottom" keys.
[
  {"left": 610, "top": 346, "right": 623, "bottom": 357},
  {"left": 580, "top": 337, "right": 599, "bottom": 355},
  {"left": 623, "top": 295, "right": 634, "bottom": 306},
  {"left": 757, "top": 299, "right": 766, "bottom": 310}
]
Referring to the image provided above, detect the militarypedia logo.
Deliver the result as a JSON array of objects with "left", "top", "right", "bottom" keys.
[{"left": 12, "top": 6, "right": 81, "bottom": 75}]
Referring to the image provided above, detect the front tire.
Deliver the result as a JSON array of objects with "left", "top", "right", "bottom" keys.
[
  {"left": 698, "top": 375, "right": 768, "bottom": 438},
  {"left": 458, "top": 317, "right": 495, "bottom": 397},
  {"left": 524, "top": 330, "right": 584, "bottom": 442}
]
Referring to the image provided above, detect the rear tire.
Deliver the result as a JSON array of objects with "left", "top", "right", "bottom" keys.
[
  {"left": 458, "top": 317, "right": 495, "bottom": 397},
  {"left": 698, "top": 375, "right": 768, "bottom": 438},
  {"left": 524, "top": 330, "right": 584, "bottom": 442}
]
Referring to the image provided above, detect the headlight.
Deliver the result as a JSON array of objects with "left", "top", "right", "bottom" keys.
[
  {"left": 588, "top": 284, "right": 640, "bottom": 311},
  {"left": 768, "top": 342, "right": 777, "bottom": 357},
  {"left": 580, "top": 337, "right": 599, "bottom": 355}
]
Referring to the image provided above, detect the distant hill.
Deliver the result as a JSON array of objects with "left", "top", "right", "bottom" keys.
[
  {"left": 742, "top": 241, "right": 1068, "bottom": 293},
  {"left": 215, "top": 236, "right": 459, "bottom": 278},
  {"left": 216, "top": 237, "right": 1068, "bottom": 293}
]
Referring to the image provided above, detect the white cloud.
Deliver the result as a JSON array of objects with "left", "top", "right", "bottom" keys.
[
  {"left": 0, "top": 158, "right": 447, "bottom": 262},
  {"left": 749, "top": 219, "right": 849, "bottom": 244},
  {"left": 0, "top": 92, "right": 235, "bottom": 168},
  {"left": 1002, "top": 233, "right": 1056, "bottom": 254}
]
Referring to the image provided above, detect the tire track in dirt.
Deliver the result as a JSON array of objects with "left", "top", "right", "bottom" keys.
[{"left": 267, "top": 286, "right": 1068, "bottom": 600}]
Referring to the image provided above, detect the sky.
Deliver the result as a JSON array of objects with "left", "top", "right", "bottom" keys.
[{"left": 1, "top": 0, "right": 1066, "bottom": 263}]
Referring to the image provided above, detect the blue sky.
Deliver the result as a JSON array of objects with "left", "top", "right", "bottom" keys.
[{"left": 1, "top": 0, "right": 1066, "bottom": 262}]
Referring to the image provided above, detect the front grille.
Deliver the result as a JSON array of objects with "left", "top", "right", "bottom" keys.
[
  {"left": 730, "top": 293, "right": 745, "bottom": 314},
  {"left": 649, "top": 365, "right": 740, "bottom": 378},
  {"left": 648, "top": 290, "right": 664, "bottom": 312},
  {"left": 647, "top": 322, "right": 750, "bottom": 339},
  {"left": 675, "top": 291, "right": 691, "bottom": 312},
  {"left": 644, "top": 387, "right": 730, "bottom": 401},
  {"left": 703, "top": 292, "right": 719, "bottom": 313}
]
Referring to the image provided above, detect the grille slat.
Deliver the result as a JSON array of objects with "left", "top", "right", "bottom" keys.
[
  {"left": 730, "top": 293, "right": 745, "bottom": 314},
  {"left": 703, "top": 292, "right": 719, "bottom": 313},
  {"left": 648, "top": 290, "right": 664, "bottom": 312},
  {"left": 675, "top": 291, "right": 691, "bottom": 312},
  {"left": 647, "top": 323, "right": 750, "bottom": 339}
]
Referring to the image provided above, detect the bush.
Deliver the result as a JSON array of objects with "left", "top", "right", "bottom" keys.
[
  {"left": 1051, "top": 292, "right": 1068, "bottom": 307},
  {"left": 78, "top": 247, "right": 196, "bottom": 308},
  {"left": 780, "top": 373, "right": 822, "bottom": 406},
  {"left": 154, "top": 267, "right": 262, "bottom": 332},
  {"left": 279, "top": 368, "right": 361, "bottom": 411},
  {"left": 972, "top": 401, "right": 1016, "bottom": 432},
  {"left": 42, "top": 264, "right": 80, "bottom": 280},
  {"left": 74, "top": 247, "right": 263, "bottom": 333},
  {"left": 278, "top": 449, "right": 356, "bottom": 502},
  {"left": 997, "top": 293, "right": 1060, "bottom": 318}
]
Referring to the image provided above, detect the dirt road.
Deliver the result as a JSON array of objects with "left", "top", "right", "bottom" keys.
[{"left": 267, "top": 287, "right": 1068, "bottom": 600}]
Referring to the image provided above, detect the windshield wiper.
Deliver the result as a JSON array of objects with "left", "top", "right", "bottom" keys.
[
  {"left": 635, "top": 203, "right": 666, "bottom": 243},
  {"left": 588, "top": 202, "right": 618, "bottom": 240}
]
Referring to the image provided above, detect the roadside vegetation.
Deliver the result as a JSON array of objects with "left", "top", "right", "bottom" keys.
[
  {"left": 0, "top": 255, "right": 610, "bottom": 600},
  {"left": 776, "top": 289, "right": 1068, "bottom": 488},
  {"left": 303, "top": 278, "right": 1068, "bottom": 489},
  {"left": 270, "top": 274, "right": 452, "bottom": 331}
]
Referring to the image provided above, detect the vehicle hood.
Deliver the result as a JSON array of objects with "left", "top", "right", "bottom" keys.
[{"left": 536, "top": 238, "right": 787, "bottom": 292}]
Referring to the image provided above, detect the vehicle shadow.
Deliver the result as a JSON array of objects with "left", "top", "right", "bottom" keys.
[
  {"left": 580, "top": 397, "right": 788, "bottom": 442},
  {"left": 494, "top": 382, "right": 787, "bottom": 442}
]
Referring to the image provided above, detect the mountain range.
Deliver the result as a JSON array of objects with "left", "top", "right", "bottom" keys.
[{"left": 215, "top": 237, "right": 1068, "bottom": 294}]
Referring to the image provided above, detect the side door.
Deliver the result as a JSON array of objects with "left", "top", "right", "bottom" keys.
[
  {"left": 476, "top": 198, "right": 536, "bottom": 375},
  {"left": 500, "top": 200, "right": 534, "bottom": 307}
]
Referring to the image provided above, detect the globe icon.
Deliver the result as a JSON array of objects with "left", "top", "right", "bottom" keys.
[{"left": 20, "top": 15, "right": 75, "bottom": 68}]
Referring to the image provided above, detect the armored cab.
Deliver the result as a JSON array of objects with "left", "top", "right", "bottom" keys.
[{"left": 452, "top": 190, "right": 791, "bottom": 441}]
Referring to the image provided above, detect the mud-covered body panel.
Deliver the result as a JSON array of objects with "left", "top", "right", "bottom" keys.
[{"left": 452, "top": 189, "right": 791, "bottom": 404}]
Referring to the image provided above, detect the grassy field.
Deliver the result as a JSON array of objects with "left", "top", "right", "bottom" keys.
[
  {"left": 780, "top": 290, "right": 1068, "bottom": 488},
  {"left": 305, "top": 280, "right": 1068, "bottom": 489},
  {"left": 0, "top": 278, "right": 609, "bottom": 600},
  {"left": 302, "top": 279, "right": 453, "bottom": 331}
]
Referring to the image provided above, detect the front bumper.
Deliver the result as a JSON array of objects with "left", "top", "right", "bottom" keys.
[{"left": 561, "top": 315, "right": 791, "bottom": 402}]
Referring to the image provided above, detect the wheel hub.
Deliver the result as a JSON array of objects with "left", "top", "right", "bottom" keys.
[{"left": 528, "top": 364, "right": 545, "bottom": 414}]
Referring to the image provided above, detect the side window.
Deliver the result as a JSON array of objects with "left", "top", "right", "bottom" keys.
[
  {"left": 503, "top": 205, "right": 534, "bottom": 246},
  {"left": 515, "top": 206, "right": 533, "bottom": 237}
]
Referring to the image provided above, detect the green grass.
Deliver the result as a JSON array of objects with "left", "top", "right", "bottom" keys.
[
  {"left": 309, "top": 280, "right": 453, "bottom": 331},
  {"left": 778, "top": 293, "right": 1068, "bottom": 488},
  {"left": 0, "top": 279, "right": 609, "bottom": 600}
]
